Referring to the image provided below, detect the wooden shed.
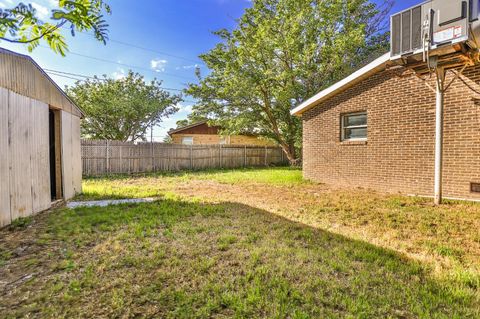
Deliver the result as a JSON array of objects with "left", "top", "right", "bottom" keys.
[{"left": 0, "top": 48, "right": 82, "bottom": 227}]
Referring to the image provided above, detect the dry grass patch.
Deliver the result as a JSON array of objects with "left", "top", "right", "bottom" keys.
[{"left": 0, "top": 168, "right": 479, "bottom": 318}]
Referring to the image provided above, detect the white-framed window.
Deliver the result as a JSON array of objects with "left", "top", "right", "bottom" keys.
[
  {"left": 219, "top": 136, "right": 230, "bottom": 145},
  {"left": 341, "top": 112, "right": 367, "bottom": 141},
  {"left": 182, "top": 136, "right": 194, "bottom": 145}
]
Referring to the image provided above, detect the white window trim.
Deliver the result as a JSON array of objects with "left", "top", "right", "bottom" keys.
[{"left": 341, "top": 112, "right": 367, "bottom": 142}]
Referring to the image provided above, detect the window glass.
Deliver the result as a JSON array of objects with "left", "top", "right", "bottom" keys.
[
  {"left": 342, "top": 112, "right": 367, "bottom": 141},
  {"left": 344, "top": 114, "right": 367, "bottom": 127},
  {"left": 345, "top": 128, "right": 367, "bottom": 140},
  {"left": 182, "top": 136, "right": 193, "bottom": 145}
]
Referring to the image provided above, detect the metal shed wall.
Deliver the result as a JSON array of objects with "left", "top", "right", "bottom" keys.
[
  {"left": 0, "top": 88, "right": 81, "bottom": 227},
  {"left": 0, "top": 49, "right": 83, "bottom": 227},
  {"left": 0, "top": 48, "right": 82, "bottom": 118},
  {"left": 62, "top": 111, "right": 82, "bottom": 200},
  {"left": 0, "top": 88, "right": 51, "bottom": 226}
]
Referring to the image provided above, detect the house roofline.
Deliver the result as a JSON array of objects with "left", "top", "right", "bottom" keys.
[
  {"left": 0, "top": 47, "right": 85, "bottom": 118},
  {"left": 168, "top": 120, "right": 210, "bottom": 135},
  {"left": 291, "top": 53, "right": 391, "bottom": 116}
]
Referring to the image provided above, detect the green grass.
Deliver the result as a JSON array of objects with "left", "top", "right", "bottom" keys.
[
  {"left": 1, "top": 168, "right": 479, "bottom": 318},
  {"left": 1, "top": 196, "right": 478, "bottom": 318},
  {"left": 78, "top": 167, "right": 304, "bottom": 201}
]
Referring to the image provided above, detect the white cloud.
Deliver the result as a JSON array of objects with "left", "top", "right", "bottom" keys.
[
  {"left": 150, "top": 59, "right": 168, "bottom": 72},
  {"left": 112, "top": 68, "right": 126, "bottom": 80},
  {"left": 175, "top": 64, "right": 200, "bottom": 70},
  {"left": 31, "top": 2, "right": 50, "bottom": 20},
  {"left": 176, "top": 102, "right": 193, "bottom": 114},
  {"left": 0, "top": 0, "right": 16, "bottom": 8}
]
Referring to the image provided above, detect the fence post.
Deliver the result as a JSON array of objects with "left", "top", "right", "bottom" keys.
[
  {"left": 219, "top": 144, "right": 222, "bottom": 168},
  {"left": 244, "top": 145, "right": 247, "bottom": 167},
  {"left": 127, "top": 145, "right": 131, "bottom": 174},
  {"left": 151, "top": 141, "right": 155, "bottom": 172},
  {"left": 106, "top": 140, "right": 110, "bottom": 174},
  {"left": 190, "top": 145, "right": 193, "bottom": 170},
  {"left": 264, "top": 146, "right": 267, "bottom": 167},
  {"left": 119, "top": 145, "right": 123, "bottom": 172}
]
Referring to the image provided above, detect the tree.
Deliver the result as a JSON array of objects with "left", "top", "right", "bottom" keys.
[
  {"left": 175, "top": 114, "right": 208, "bottom": 129},
  {"left": 0, "top": 0, "right": 111, "bottom": 55},
  {"left": 163, "top": 135, "right": 173, "bottom": 144},
  {"left": 175, "top": 119, "right": 190, "bottom": 128},
  {"left": 67, "top": 71, "right": 182, "bottom": 142},
  {"left": 186, "top": 0, "right": 392, "bottom": 164}
]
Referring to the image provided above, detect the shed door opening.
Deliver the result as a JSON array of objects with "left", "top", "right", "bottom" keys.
[{"left": 49, "top": 109, "right": 62, "bottom": 201}]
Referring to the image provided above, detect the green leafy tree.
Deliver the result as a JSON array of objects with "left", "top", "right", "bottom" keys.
[
  {"left": 175, "top": 119, "right": 190, "bottom": 128},
  {"left": 67, "top": 71, "right": 182, "bottom": 142},
  {"left": 186, "top": 0, "right": 392, "bottom": 164},
  {"left": 163, "top": 135, "right": 173, "bottom": 144},
  {"left": 0, "top": 0, "right": 111, "bottom": 55},
  {"left": 175, "top": 114, "right": 208, "bottom": 129}
]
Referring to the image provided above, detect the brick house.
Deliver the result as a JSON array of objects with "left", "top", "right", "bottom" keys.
[
  {"left": 291, "top": 53, "right": 480, "bottom": 201},
  {"left": 168, "top": 121, "right": 275, "bottom": 146}
]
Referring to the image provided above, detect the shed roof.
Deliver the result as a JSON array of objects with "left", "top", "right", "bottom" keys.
[
  {"left": 291, "top": 53, "right": 391, "bottom": 116},
  {"left": 0, "top": 47, "right": 84, "bottom": 117}
]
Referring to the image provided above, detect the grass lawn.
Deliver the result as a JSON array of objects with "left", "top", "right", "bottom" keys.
[{"left": 0, "top": 168, "right": 479, "bottom": 318}]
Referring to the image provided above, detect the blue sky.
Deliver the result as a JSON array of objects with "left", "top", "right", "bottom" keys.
[{"left": 0, "top": 0, "right": 422, "bottom": 140}]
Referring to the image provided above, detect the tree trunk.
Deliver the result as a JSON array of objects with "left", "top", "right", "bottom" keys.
[{"left": 280, "top": 142, "right": 299, "bottom": 166}]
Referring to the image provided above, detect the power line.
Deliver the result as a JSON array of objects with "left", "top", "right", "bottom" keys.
[
  {"left": 39, "top": 45, "right": 197, "bottom": 81},
  {"left": 59, "top": 25, "right": 205, "bottom": 66},
  {"left": 45, "top": 69, "right": 186, "bottom": 92},
  {"left": 45, "top": 71, "right": 191, "bottom": 96},
  {"left": 109, "top": 38, "right": 204, "bottom": 66},
  {"left": 47, "top": 72, "right": 85, "bottom": 82}
]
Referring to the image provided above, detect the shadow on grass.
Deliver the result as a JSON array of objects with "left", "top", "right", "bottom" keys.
[{"left": 0, "top": 197, "right": 478, "bottom": 318}]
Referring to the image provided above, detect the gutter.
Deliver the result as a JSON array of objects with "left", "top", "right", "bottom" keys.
[{"left": 291, "top": 53, "right": 391, "bottom": 116}]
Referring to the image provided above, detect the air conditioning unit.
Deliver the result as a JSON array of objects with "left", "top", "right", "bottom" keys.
[{"left": 390, "top": 0, "right": 480, "bottom": 62}]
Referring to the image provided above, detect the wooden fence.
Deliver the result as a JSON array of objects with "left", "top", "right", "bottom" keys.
[{"left": 81, "top": 140, "right": 287, "bottom": 176}]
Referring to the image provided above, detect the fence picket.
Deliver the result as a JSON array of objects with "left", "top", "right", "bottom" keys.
[{"left": 81, "top": 140, "right": 287, "bottom": 176}]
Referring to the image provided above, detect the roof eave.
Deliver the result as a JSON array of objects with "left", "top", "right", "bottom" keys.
[
  {"left": 168, "top": 120, "right": 209, "bottom": 135},
  {"left": 0, "top": 47, "right": 85, "bottom": 118},
  {"left": 291, "top": 53, "right": 391, "bottom": 117}
]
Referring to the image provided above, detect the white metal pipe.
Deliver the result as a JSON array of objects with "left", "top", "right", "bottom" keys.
[{"left": 434, "top": 71, "right": 444, "bottom": 205}]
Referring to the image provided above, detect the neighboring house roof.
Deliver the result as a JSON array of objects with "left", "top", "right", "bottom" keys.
[
  {"left": 291, "top": 53, "right": 391, "bottom": 116},
  {"left": 0, "top": 47, "right": 84, "bottom": 117},
  {"left": 168, "top": 121, "right": 210, "bottom": 135}
]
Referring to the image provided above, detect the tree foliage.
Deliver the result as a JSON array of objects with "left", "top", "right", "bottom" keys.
[
  {"left": 67, "top": 71, "right": 181, "bottom": 142},
  {"left": 0, "top": 0, "right": 111, "bottom": 55},
  {"left": 186, "top": 0, "right": 392, "bottom": 163}
]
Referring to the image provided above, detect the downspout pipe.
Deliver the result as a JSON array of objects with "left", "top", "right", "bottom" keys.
[{"left": 434, "top": 68, "right": 445, "bottom": 205}]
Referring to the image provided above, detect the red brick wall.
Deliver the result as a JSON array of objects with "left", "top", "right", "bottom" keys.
[{"left": 302, "top": 65, "right": 480, "bottom": 200}]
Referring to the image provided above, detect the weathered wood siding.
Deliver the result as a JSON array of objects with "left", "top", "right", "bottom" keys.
[
  {"left": 0, "top": 48, "right": 82, "bottom": 118},
  {"left": 0, "top": 88, "right": 11, "bottom": 226},
  {"left": 30, "top": 99, "right": 51, "bottom": 213},
  {"left": 8, "top": 90, "right": 34, "bottom": 221},
  {"left": 0, "top": 89, "right": 51, "bottom": 226},
  {"left": 0, "top": 49, "right": 83, "bottom": 227},
  {"left": 62, "top": 111, "right": 82, "bottom": 199},
  {"left": 82, "top": 140, "right": 287, "bottom": 176}
]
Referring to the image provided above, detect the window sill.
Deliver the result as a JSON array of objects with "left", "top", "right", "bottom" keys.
[{"left": 340, "top": 140, "right": 368, "bottom": 146}]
